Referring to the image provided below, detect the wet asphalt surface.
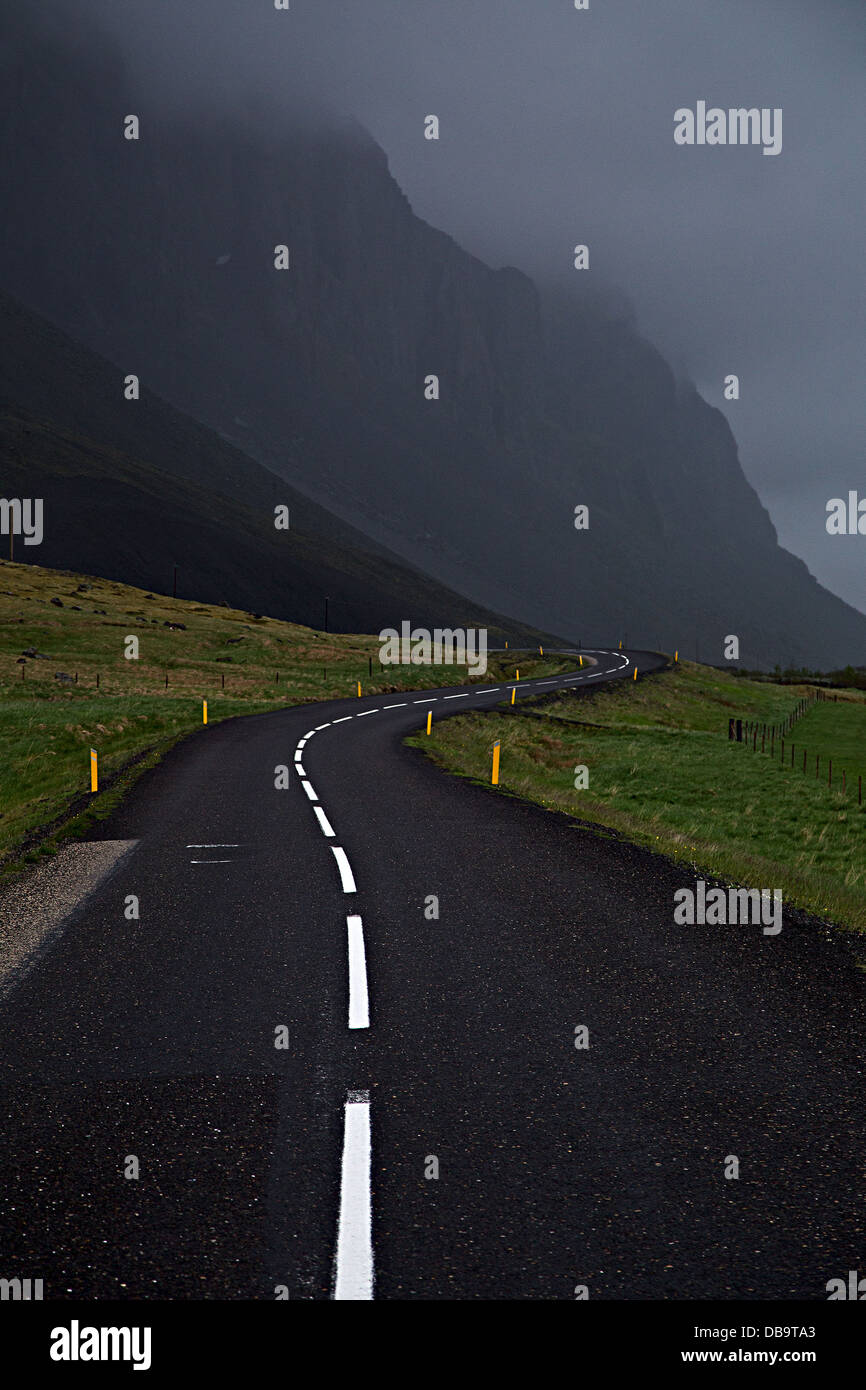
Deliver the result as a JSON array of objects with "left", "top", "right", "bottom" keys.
[{"left": 0, "top": 648, "right": 862, "bottom": 1299}]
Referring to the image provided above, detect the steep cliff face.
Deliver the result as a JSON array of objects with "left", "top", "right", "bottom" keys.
[{"left": 1, "top": 8, "right": 863, "bottom": 666}]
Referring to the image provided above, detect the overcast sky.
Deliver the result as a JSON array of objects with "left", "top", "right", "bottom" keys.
[{"left": 62, "top": 0, "right": 866, "bottom": 612}]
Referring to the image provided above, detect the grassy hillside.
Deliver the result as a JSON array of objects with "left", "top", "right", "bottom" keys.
[
  {"left": 0, "top": 559, "right": 570, "bottom": 872},
  {"left": 410, "top": 660, "right": 866, "bottom": 931}
]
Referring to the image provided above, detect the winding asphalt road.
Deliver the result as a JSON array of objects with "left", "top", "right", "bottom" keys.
[{"left": 0, "top": 647, "right": 863, "bottom": 1300}]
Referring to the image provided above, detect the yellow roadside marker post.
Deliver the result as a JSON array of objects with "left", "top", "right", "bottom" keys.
[
  {"left": 633, "top": 667, "right": 638, "bottom": 681},
  {"left": 674, "top": 650, "right": 678, "bottom": 663},
  {"left": 539, "top": 646, "right": 543, "bottom": 656},
  {"left": 618, "top": 640, "right": 622, "bottom": 650},
  {"left": 426, "top": 710, "right": 432, "bottom": 735},
  {"left": 516, "top": 668, "right": 520, "bottom": 681},
  {"left": 357, "top": 681, "right": 362, "bottom": 697},
  {"left": 491, "top": 740, "right": 500, "bottom": 785},
  {"left": 90, "top": 747, "right": 98, "bottom": 793},
  {"left": 511, "top": 687, "right": 516, "bottom": 705},
  {"left": 203, "top": 700, "right": 208, "bottom": 724},
  {"left": 579, "top": 654, "right": 583, "bottom": 667}
]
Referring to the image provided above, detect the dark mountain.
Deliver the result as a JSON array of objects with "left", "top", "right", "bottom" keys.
[
  {"left": 0, "top": 290, "right": 553, "bottom": 643},
  {"left": 2, "top": 5, "right": 863, "bottom": 667}
]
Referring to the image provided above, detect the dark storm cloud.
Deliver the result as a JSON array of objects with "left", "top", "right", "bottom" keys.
[{"left": 47, "top": 0, "right": 866, "bottom": 612}]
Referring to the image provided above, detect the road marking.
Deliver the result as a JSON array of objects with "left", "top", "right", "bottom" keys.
[
  {"left": 315, "top": 723, "right": 331, "bottom": 731},
  {"left": 314, "top": 805, "right": 336, "bottom": 838},
  {"left": 303, "top": 730, "right": 316, "bottom": 739},
  {"left": 444, "top": 693, "right": 469, "bottom": 699},
  {"left": 334, "top": 1091, "right": 373, "bottom": 1301},
  {"left": 333, "top": 716, "right": 353, "bottom": 724},
  {"left": 331, "top": 846, "right": 357, "bottom": 894},
  {"left": 294, "top": 751, "right": 304, "bottom": 761},
  {"left": 346, "top": 915, "right": 370, "bottom": 1030},
  {"left": 476, "top": 688, "right": 499, "bottom": 694},
  {"left": 357, "top": 709, "right": 379, "bottom": 717},
  {"left": 190, "top": 859, "right": 232, "bottom": 864},
  {"left": 186, "top": 844, "right": 239, "bottom": 848},
  {"left": 383, "top": 702, "right": 408, "bottom": 709},
  {"left": 413, "top": 698, "right": 437, "bottom": 704},
  {"left": 297, "top": 739, "right": 307, "bottom": 749},
  {"left": 301, "top": 779, "right": 319, "bottom": 802}
]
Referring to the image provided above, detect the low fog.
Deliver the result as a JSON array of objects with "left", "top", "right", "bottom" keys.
[{"left": 23, "top": 0, "right": 866, "bottom": 611}]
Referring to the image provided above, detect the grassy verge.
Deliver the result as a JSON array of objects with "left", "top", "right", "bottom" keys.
[
  {"left": 409, "top": 659, "right": 866, "bottom": 931},
  {"left": 0, "top": 559, "right": 572, "bottom": 871}
]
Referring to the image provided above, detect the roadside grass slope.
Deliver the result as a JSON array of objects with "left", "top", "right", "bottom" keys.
[{"left": 410, "top": 660, "right": 866, "bottom": 931}]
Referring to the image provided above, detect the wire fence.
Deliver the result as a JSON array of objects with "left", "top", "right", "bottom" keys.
[{"left": 727, "top": 689, "right": 862, "bottom": 804}]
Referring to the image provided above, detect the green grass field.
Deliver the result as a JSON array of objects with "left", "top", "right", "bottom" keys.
[
  {"left": 0, "top": 559, "right": 570, "bottom": 872},
  {"left": 409, "top": 660, "right": 866, "bottom": 931}
]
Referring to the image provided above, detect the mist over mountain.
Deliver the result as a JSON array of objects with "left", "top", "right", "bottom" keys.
[{"left": 2, "top": 6, "right": 864, "bottom": 667}]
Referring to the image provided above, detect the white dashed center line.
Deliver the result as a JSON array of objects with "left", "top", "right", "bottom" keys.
[
  {"left": 333, "top": 1091, "right": 373, "bottom": 1300},
  {"left": 346, "top": 915, "right": 370, "bottom": 1030},
  {"left": 283, "top": 647, "right": 628, "bottom": 1305},
  {"left": 331, "top": 846, "right": 357, "bottom": 894}
]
